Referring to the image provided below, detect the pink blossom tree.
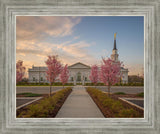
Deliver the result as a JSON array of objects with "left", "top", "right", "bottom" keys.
[
  {"left": 89, "top": 65, "right": 99, "bottom": 87},
  {"left": 45, "top": 55, "right": 62, "bottom": 96},
  {"left": 16, "top": 60, "right": 26, "bottom": 84},
  {"left": 60, "top": 64, "right": 69, "bottom": 88},
  {"left": 100, "top": 58, "right": 122, "bottom": 95}
]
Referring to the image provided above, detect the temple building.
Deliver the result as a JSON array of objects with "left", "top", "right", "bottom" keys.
[
  {"left": 111, "top": 33, "right": 128, "bottom": 83},
  {"left": 28, "top": 34, "right": 128, "bottom": 85}
]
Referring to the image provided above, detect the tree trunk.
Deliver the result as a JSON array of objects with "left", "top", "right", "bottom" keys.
[
  {"left": 49, "top": 84, "right": 52, "bottom": 97},
  {"left": 108, "top": 85, "right": 110, "bottom": 96}
]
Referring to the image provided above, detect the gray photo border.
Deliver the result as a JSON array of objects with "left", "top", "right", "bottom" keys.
[{"left": 0, "top": 0, "right": 160, "bottom": 134}]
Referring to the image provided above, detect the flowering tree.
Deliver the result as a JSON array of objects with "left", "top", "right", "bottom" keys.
[
  {"left": 16, "top": 60, "right": 26, "bottom": 84},
  {"left": 45, "top": 55, "right": 62, "bottom": 96},
  {"left": 89, "top": 65, "right": 99, "bottom": 87},
  {"left": 60, "top": 64, "right": 69, "bottom": 88},
  {"left": 100, "top": 58, "right": 122, "bottom": 95}
]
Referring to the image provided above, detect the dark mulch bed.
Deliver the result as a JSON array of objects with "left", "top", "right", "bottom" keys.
[
  {"left": 87, "top": 91, "right": 144, "bottom": 118},
  {"left": 17, "top": 89, "right": 72, "bottom": 118}
]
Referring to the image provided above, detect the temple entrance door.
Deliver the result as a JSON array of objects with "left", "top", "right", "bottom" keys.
[{"left": 76, "top": 72, "right": 81, "bottom": 85}]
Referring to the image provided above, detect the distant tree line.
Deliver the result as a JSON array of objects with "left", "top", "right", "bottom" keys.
[{"left": 128, "top": 75, "right": 144, "bottom": 83}]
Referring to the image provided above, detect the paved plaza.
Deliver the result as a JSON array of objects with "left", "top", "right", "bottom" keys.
[
  {"left": 128, "top": 99, "right": 144, "bottom": 108},
  {"left": 16, "top": 97, "right": 42, "bottom": 110},
  {"left": 16, "top": 86, "right": 66, "bottom": 94},
  {"left": 16, "top": 98, "right": 34, "bottom": 107},
  {"left": 17, "top": 86, "right": 144, "bottom": 94},
  {"left": 55, "top": 86, "right": 104, "bottom": 118}
]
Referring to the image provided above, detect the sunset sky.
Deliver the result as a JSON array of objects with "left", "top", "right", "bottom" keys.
[{"left": 16, "top": 16, "right": 144, "bottom": 77}]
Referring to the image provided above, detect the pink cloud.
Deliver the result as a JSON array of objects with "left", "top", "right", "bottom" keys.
[{"left": 16, "top": 16, "right": 82, "bottom": 42}]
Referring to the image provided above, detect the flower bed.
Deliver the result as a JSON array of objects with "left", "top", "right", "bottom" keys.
[
  {"left": 86, "top": 87, "right": 143, "bottom": 118},
  {"left": 17, "top": 87, "right": 72, "bottom": 118}
]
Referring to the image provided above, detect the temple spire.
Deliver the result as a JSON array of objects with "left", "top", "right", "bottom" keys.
[{"left": 113, "top": 33, "right": 117, "bottom": 50}]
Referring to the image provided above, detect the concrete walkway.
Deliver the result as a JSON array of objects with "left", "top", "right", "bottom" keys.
[{"left": 56, "top": 86, "right": 104, "bottom": 118}]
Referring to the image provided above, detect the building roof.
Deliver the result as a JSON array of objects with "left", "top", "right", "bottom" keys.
[
  {"left": 68, "top": 62, "right": 91, "bottom": 69},
  {"left": 28, "top": 66, "right": 47, "bottom": 72}
]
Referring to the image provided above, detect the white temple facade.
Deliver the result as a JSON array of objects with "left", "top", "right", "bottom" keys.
[
  {"left": 28, "top": 62, "right": 91, "bottom": 85},
  {"left": 28, "top": 34, "right": 128, "bottom": 85}
]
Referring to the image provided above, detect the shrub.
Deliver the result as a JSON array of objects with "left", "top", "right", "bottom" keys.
[
  {"left": 114, "top": 83, "right": 119, "bottom": 86},
  {"left": 112, "top": 82, "right": 144, "bottom": 86},
  {"left": 45, "top": 83, "right": 49, "bottom": 85},
  {"left": 25, "top": 104, "right": 44, "bottom": 117},
  {"left": 111, "top": 101, "right": 123, "bottom": 113},
  {"left": 117, "top": 108, "right": 140, "bottom": 117},
  {"left": 102, "top": 98, "right": 113, "bottom": 108},
  {"left": 98, "top": 93, "right": 108, "bottom": 103}
]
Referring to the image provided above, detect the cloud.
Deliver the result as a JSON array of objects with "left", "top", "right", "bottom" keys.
[
  {"left": 73, "top": 36, "right": 80, "bottom": 40},
  {"left": 16, "top": 16, "right": 97, "bottom": 77},
  {"left": 16, "top": 16, "right": 83, "bottom": 65},
  {"left": 58, "top": 41, "right": 91, "bottom": 58},
  {"left": 16, "top": 16, "right": 82, "bottom": 42},
  {"left": 56, "top": 41, "right": 98, "bottom": 65},
  {"left": 16, "top": 39, "right": 97, "bottom": 69}
]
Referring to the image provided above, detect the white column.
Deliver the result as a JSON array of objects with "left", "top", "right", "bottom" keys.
[{"left": 74, "top": 75, "right": 76, "bottom": 86}]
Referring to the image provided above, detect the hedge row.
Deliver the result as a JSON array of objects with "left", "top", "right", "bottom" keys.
[
  {"left": 85, "top": 83, "right": 105, "bottom": 86},
  {"left": 114, "top": 83, "right": 144, "bottom": 86},
  {"left": 86, "top": 87, "right": 143, "bottom": 118},
  {"left": 17, "top": 87, "right": 72, "bottom": 118},
  {"left": 85, "top": 83, "right": 143, "bottom": 86},
  {"left": 17, "top": 82, "right": 143, "bottom": 86},
  {"left": 17, "top": 82, "right": 74, "bottom": 86}
]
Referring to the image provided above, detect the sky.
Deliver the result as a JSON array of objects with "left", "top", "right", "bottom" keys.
[{"left": 16, "top": 16, "right": 144, "bottom": 77}]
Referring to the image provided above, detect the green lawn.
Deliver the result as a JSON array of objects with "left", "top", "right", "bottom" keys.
[
  {"left": 17, "top": 93, "right": 42, "bottom": 97},
  {"left": 114, "top": 92, "right": 126, "bottom": 95},
  {"left": 136, "top": 92, "right": 144, "bottom": 97}
]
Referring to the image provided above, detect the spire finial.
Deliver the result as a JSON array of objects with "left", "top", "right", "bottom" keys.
[
  {"left": 114, "top": 33, "right": 117, "bottom": 40},
  {"left": 113, "top": 33, "right": 117, "bottom": 50}
]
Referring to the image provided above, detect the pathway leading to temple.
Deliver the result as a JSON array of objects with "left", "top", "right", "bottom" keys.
[{"left": 55, "top": 86, "right": 104, "bottom": 118}]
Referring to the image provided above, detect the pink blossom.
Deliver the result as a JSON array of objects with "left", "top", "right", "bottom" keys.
[
  {"left": 89, "top": 65, "right": 99, "bottom": 85},
  {"left": 100, "top": 58, "right": 122, "bottom": 95},
  {"left": 16, "top": 60, "right": 25, "bottom": 83},
  {"left": 45, "top": 55, "right": 62, "bottom": 84},
  {"left": 60, "top": 64, "right": 69, "bottom": 86},
  {"left": 45, "top": 55, "right": 62, "bottom": 96}
]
